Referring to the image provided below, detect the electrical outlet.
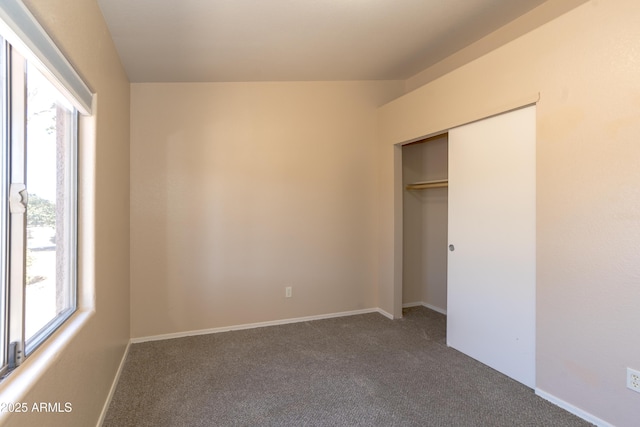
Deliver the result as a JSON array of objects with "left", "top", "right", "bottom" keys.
[
  {"left": 627, "top": 368, "right": 640, "bottom": 393},
  {"left": 285, "top": 286, "right": 292, "bottom": 298}
]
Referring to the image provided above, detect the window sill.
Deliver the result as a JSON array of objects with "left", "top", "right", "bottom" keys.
[{"left": 0, "top": 308, "right": 94, "bottom": 422}]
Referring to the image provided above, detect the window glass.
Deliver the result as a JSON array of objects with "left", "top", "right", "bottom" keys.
[{"left": 24, "top": 63, "right": 77, "bottom": 350}]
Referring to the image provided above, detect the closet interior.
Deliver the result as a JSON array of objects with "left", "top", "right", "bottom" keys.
[{"left": 402, "top": 133, "right": 448, "bottom": 314}]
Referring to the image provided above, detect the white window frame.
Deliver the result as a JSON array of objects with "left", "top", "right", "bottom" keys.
[
  {"left": 0, "top": 0, "right": 93, "bottom": 379},
  {"left": 0, "top": 1, "right": 92, "bottom": 115}
]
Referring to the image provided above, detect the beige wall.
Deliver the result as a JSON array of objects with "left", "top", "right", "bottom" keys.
[
  {"left": 378, "top": 0, "right": 640, "bottom": 425},
  {"left": 0, "top": 0, "right": 130, "bottom": 426},
  {"left": 404, "top": 0, "right": 590, "bottom": 93},
  {"left": 130, "top": 81, "right": 403, "bottom": 338}
]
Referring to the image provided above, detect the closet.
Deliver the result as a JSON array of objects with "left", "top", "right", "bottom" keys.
[
  {"left": 400, "top": 105, "right": 536, "bottom": 389},
  {"left": 402, "top": 133, "right": 448, "bottom": 314}
]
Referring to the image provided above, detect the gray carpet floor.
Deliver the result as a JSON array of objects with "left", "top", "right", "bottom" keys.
[{"left": 103, "top": 307, "right": 592, "bottom": 426}]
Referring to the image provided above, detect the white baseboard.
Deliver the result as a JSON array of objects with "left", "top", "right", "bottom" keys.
[
  {"left": 402, "top": 301, "right": 423, "bottom": 308},
  {"left": 96, "top": 340, "right": 131, "bottom": 427},
  {"left": 375, "top": 308, "right": 394, "bottom": 320},
  {"left": 131, "top": 308, "right": 388, "bottom": 343},
  {"left": 535, "top": 388, "right": 613, "bottom": 427},
  {"left": 402, "top": 301, "right": 447, "bottom": 315}
]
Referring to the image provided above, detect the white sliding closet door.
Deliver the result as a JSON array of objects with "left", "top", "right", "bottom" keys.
[{"left": 447, "top": 106, "right": 536, "bottom": 388}]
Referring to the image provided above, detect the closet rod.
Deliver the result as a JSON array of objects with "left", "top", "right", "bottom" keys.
[{"left": 405, "top": 179, "right": 448, "bottom": 190}]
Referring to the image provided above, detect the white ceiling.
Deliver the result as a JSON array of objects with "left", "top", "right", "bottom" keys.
[{"left": 97, "top": 0, "right": 546, "bottom": 83}]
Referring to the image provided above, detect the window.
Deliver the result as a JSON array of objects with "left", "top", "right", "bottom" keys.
[
  {"left": 0, "top": 0, "right": 92, "bottom": 379},
  {"left": 1, "top": 38, "right": 78, "bottom": 376}
]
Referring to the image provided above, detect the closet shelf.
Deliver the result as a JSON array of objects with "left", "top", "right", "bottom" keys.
[{"left": 405, "top": 179, "right": 448, "bottom": 190}]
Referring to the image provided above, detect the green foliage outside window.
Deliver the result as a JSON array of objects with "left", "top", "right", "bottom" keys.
[{"left": 27, "top": 193, "right": 55, "bottom": 228}]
